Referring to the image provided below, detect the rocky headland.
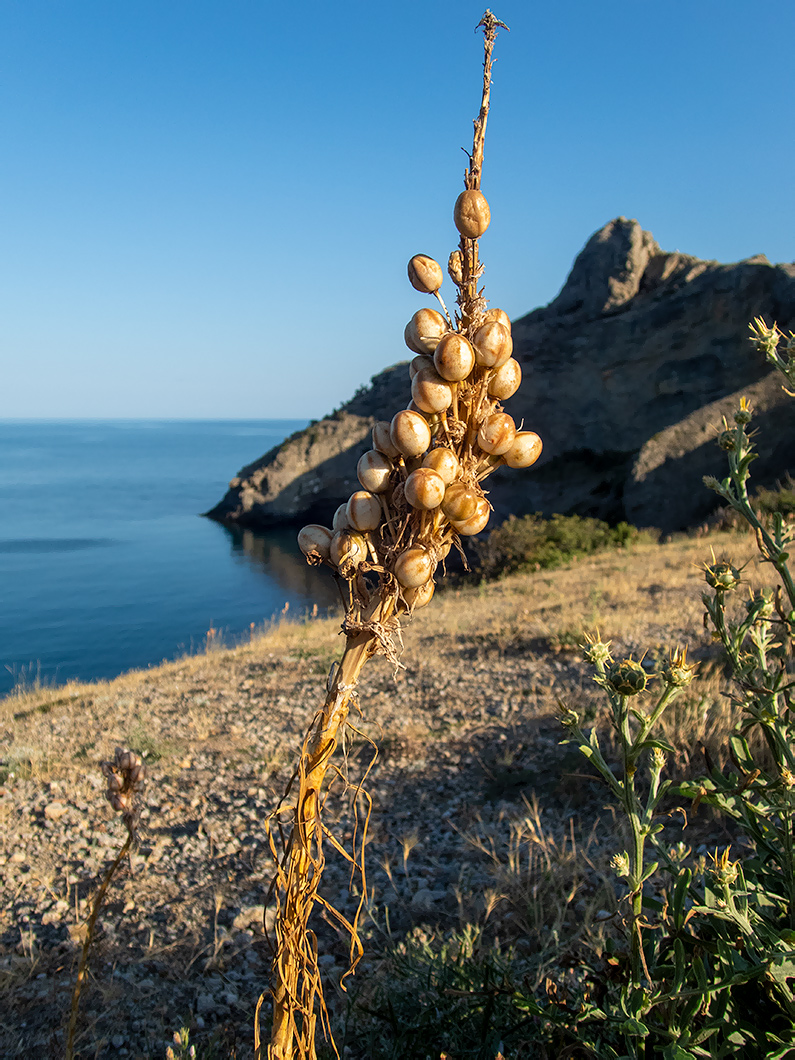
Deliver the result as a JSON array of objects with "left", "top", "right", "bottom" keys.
[{"left": 206, "top": 218, "right": 795, "bottom": 534}]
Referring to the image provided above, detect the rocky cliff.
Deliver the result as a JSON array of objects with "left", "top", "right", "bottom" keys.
[{"left": 206, "top": 218, "right": 795, "bottom": 533}]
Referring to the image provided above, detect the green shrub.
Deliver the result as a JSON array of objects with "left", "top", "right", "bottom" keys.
[{"left": 472, "top": 512, "right": 641, "bottom": 579}]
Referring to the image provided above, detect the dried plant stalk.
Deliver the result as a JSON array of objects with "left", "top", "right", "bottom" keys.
[
  {"left": 262, "top": 595, "right": 394, "bottom": 1059},
  {"left": 262, "top": 12, "right": 531, "bottom": 1060},
  {"left": 66, "top": 748, "right": 146, "bottom": 1060}
]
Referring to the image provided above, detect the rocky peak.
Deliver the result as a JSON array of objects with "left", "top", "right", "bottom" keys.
[{"left": 206, "top": 218, "right": 795, "bottom": 534}]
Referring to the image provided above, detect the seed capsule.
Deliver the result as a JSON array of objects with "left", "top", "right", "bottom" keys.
[
  {"left": 473, "top": 321, "right": 512, "bottom": 368},
  {"left": 422, "top": 447, "right": 460, "bottom": 485},
  {"left": 504, "top": 431, "right": 543, "bottom": 469},
  {"left": 488, "top": 358, "right": 522, "bottom": 400},
  {"left": 357, "top": 450, "right": 393, "bottom": 493},
  {"left": 483, "top": 307, "right": 511, "bottom": 331},
  {"left": 448, "top": 250, "right": 464, "bottom": 285},
  {"left": 441, "top": 482, "right": 480, "bottom": 522},
  {"left": 347, "top": 491, "right": 382, "bottom": 532},
  {"left": 478, "top": 412, "right": 517, "bottom": 455},
  {"left": 451, "top": 495, "right": 490, "bottom": 536},
  {"left": 404, "top": 308, "right": 447, "bottom": 355},
  {"left": 129, "top": 762, "right": 146, "bottom": 786},
  {"left": 394, "top": 547, "right": 433, "bottom": 588},
  {"left": 390, "top": 410, "right": 431, "bottom": 457},
  {"left": 400, "top": 580, "right": 435, "bottom": 611},
  {"left": 404, "top": 467, "right": 446, "bottom": 510},
  {"left": 433, "top": 332, "right": 475, "bottom": 381},
  {"left": 372, "top": 420, "right": 401, "bottom": 459},
  {"left": 330, "top": 530, "right": 367, "bottom": 570},
  {"left": 333, "top": 503, "right": 352, "bottom": 531},
  {"left": 409, "top": 354, "right": 434, "bottom": 380},
  {"left": 408, "top": 254, "right": 443, "bottom": 294},
  {"left": 453, "top": 189, "right": 491, "bottom": 239},
  {"left": 411, "top": 366, "right": 454, "bottom": 413},
  {"left": 298, "top": 524, "right": 333, "bottom": 561}
]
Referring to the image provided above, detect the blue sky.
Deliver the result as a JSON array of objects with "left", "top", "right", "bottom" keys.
[{"left": 1, "top": 0, "right": 792, "bottom": 419}]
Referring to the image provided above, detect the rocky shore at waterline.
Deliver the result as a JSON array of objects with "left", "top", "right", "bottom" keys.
[{"left": 0, "top": 536, "right": 751, "bottom": 1058}]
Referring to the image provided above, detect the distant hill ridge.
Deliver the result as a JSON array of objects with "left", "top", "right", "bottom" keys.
[{"left": 206, "top": 218, "right": 795, "bottom": 533}]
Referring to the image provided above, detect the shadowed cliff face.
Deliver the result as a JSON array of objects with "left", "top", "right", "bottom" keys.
[{"left": 206, "top": 218, "right": 795, "bottom": 533}]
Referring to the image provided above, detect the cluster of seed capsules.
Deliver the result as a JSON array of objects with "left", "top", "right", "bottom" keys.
[
  {"left": 298, "top": 188, "right": 542, "bottom": 613},
  {"left": 101, "top": 747, "right": 146, "bottom": 821}
]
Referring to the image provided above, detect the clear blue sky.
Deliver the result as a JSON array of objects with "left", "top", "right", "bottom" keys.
[{"left": 1, "top": 0, "right": 792, "bottom": 419}]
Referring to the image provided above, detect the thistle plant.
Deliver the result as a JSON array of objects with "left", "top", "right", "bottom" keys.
[
  {"left": 553, "top": 321, "right": 795, "bottom": 1058},
  {"left": 261, "top": 13, "right": 543, "bottom": 1060},
  {"left": 66, "top": 747, "right": 146, "bottom": 1060}
]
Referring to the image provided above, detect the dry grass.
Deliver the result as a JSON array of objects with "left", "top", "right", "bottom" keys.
[{"left": 0, "top": 528, "right": 773, "bottom": 1058}]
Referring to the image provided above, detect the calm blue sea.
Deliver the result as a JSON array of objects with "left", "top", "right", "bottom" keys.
[{"left": 0, "top": 420, "right": 339, "bottom": 697}]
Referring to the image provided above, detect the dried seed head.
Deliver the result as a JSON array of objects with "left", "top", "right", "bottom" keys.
[
  {"left": 504, "top": 431, "right": 543, "bottom": 469},
  {"left": 409, "top": 354, "right": 434, "bottom": 380},
  {"left": 450, "top": 495, "right": 490, "bottom": 536},
  {"left": 422, "top": 447, "right": 460, "bottom": 485},
  {"left": 101, "top": 747, "right": 147, "bottom": 831},
  {"left": 357, "top": 450, "right": 393, "bottom": 493},
  {"left": 372, "top": 420, "right": 401, "bottom": 459},
  {"left": 487, "top": 358, "right": 521, "bottom": 400},
  {"left": 399, "top": 579, "right": 435, "bottom": 611},
  {"left": 346, "top": 491, "right": 382, "bottom": 532},
  {"left": 404, "top": 467, "right": 446, "bottom": 510},
  {"left": 606, "top": 659, "right": 648, "bottom": 696},
  {"left": 330, "top": 530, "right": 367, "bottom": 572},
  {"left": 447, "top": 250, "right": 464, "bottom": 285},
  {"left": 298, "top": 524, "right": 333, "bottom": 563},
  {"left": 390, "top": 409, "right": 432, "bottom": 458},
  {"left": 408, "top": 254, "right": 444, "bottom": 294},
  {"left": 333, "top": 503, "right": 353, "bottom": 531},
  {"left": 433, "top": 332, "right": 476, "bottom": 381},
  {"left": 411, "top": 366, "right": 454, "bottom": 413},
  {"left": 478, "top": 412, "right": 516, "bottom": 456},
  {"left": 473, "top": 320, "right": 512, "bottom": 368},
  {"left": 453, "top": 189, "right": 491, "bottom": 239},
  {"left": 483, "top": 307, "right": 511, "bottom": 331},
  {"left": 394, "top": 546, "right": 434, "bottom": 588},
  {"left": 405, "top": 308, "right": 447, "bottom": 355},
  {"left": 441, "top": 481, "right": 480, "bottom": 522}
]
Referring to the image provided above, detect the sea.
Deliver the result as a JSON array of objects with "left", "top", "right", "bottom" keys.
[{"left": 0, "top": 420, "right": 340, "bottom": 698}]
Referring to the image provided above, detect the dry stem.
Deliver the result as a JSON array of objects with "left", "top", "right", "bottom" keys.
[
  {"left": 262, "top": 594, "right": 395, "bottom": 1060},
  {"left": 65, "top": 830, "right": 133, "bottom": 1060}
]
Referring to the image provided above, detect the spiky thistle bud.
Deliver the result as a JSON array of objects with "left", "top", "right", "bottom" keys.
[
  {"left": 582, "top": 632, "right": 612, "bottom": 667},
  {"left": 557, "top": 702, "right": 580, "bottom": 728},
  {"left": 606, "top": 658, "right": 648, "bottom": 696},
  {"left": 708, "top": 847, "right": 739, "bottom": 887},
  {"left": 704, "top": 560, "right": 741, "bottom": 592},
  {"left": 733, "top": 397, "right": 752, "bottom": 426},
  {"left": 662, "top": 647, "right": 696, "bottom": 687},
  {"left": 745, "top": 589, "right": 775, "bottom": 620}
]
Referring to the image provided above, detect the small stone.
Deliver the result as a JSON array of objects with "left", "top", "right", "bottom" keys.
[
  {"left": 197, "top": 992, "right": 215, "bottom": 1014},
  {"left": 111, "top": 1034, "right": 124, "bottom": 1048},
  {"left": 411, "top": 888, "right": 435, "bottom": 912},
  {"left": 44, "top": 801, "right": 68, "bottom": 821}
]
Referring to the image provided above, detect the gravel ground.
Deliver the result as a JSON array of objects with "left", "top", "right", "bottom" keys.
[{"left": 0, "top": 542, "right": 747, "bottom": 1058}]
